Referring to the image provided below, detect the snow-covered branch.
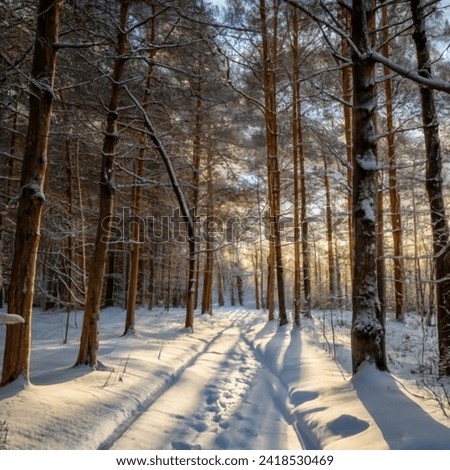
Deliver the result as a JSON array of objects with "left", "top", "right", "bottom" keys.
[
  {"left": 283, "top": 0, "right": 450, "bottom": 95},
  {"left": 124, "top": 86, "right": 195, "bottom": 238},
  {"left": 370, "top": 50, "right": 450, "bottom": 94}
]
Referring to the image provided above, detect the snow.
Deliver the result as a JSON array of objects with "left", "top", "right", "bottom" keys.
[
  {"left": 0, "top": 305, "right": 450, "bottom": 452},
  {"left": 0, "top": 313, "right": 25, "bottom": 325},
  {"left": 360, "top": 198, "right": 375, "bottom": 222},
  {"left": 356, "top": 153, "right": 378, "bottom": 172}
]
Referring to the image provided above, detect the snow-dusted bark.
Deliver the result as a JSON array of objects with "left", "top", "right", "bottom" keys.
[
  {"left": 382, "top": 4, "right": 405, "bottom": 323},
  {"left": 1, "top": 0, "right": 64, "bottom": 386},
  {"left": 75, "top": 1, "right": 129, "bottom": 367},
  {"left": 410, "top": 0, "right": 450, "bottom": 376},
  {"left": 350, "top": 0, "right": 387, "bottom": 374},
  {"left": 259, "top": 0, "right": 288, "bottom": 326}
]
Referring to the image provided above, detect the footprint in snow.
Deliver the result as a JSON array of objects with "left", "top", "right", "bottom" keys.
[
  {"left": 172, "top": 440, "right": 202, "bottom": 450},
  {"left": 291, "top": 390, "right": 319, "bottom": 406},
  {"left": 328, "top": 414, "right": 370, "bottom": 437},
  {"left": 189, "top": 420, "right": 208, "bottom": 432},
  {"left": 205, "top": 392, "right": 219, "bottom": 405}
]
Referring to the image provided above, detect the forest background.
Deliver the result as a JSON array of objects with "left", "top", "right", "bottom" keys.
[{"left": 1, "top": 0, "right": 450, "bottom": 393}]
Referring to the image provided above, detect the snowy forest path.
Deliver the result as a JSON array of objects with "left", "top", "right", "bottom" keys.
[
  {"left": 3, "top": 307, "right": 450, "bottom": 449},
  {"left": 108, "top": 315, "right": 303, "bottom": 450}
]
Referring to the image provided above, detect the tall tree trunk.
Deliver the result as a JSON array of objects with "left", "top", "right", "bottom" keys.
[
  {"left": 382, "top": 3, "right": 405, "bottom": 322},
  {"left": 148, "top": 254, "right": 155, "bottom": 310},
  {"left": 1, "top": 0, "right": 63, "bottom": 385},
  {"left": 350, "top": 0, "right": 387, "bottom": 374},
  {"left": 266, "top": 217, "right": 275, "bottom": 318},
  {"left": 412, "top": 187, "right": 426, "bottom": 317},
  {"left": 300, "top": 115, "right": 311, "bottom": 317},
  {"left": 230, "top": 271, "right": 235, "bottom": 306},
  {"left": 165, "top": 254, "right": 172, "bottom": 311},
  {"left": 216, "top": 257, "right": 225, "bottom": 307},
  {"left": 342, "top": 7, "right": 353, "bottom": 278},
  {"left": 237, "top": 275, "right": 244, "bottom": 306},
  {"left": 75, "top": 1, "right": 129, "bottom": 367},
  {"left": 124, "top": 156, "right": 144, "bottom": 334},
  {"left": 259, "top": 0, "right": 287, "bottom": 326},
  {"left": 255, "top": 176, "right": 266, "bottom": 311},
  {"left": 201, "top": 148, "right": 214, "bottom": 315},
  {"left": 323, "top": 153, "right": 336, "bottom": 305},
  {"left": 291, "top": 7, "right": 302, "bottom": 326},
  {"left": 254, "top": 249, "right": 261, "bottom": 310},
  {"left": 191, "top": 78, "right": 203, "bottom": 312},
  {"left": 410, "top": 0, "right": 450, "bottom": 375},
  {"left": 124, "top": 9, "right": 157, "bottom": 335},
  {"left": 377, "top": 169, "right": 386, "bottom": 321},
  {"left": 64, "top": 125, "right": 74, "bottom": 343}
]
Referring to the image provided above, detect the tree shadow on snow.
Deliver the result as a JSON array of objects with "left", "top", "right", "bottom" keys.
[{"left": 352, "top": 364, "right": 450, "bottom": 449}]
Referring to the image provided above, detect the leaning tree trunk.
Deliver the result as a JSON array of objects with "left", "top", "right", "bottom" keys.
[
  {"left": 350, "top": 0, "right": 387, "bottom": 374},
  {"left": 125, "top": 88, "right": 196, "bottom": 330},
  {"left": 1, "top": 0, "right": 64, "bottom": 386},
  {"left": 410, "top": 0, "right": 450, "bottom": 375},
  {"left": 75, "top": 1, "right": 129, "bottom": 367}
]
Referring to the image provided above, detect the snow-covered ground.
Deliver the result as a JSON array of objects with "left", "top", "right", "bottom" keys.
[{"left": 0, "top": 305, "right": 450, "bottom": 451}]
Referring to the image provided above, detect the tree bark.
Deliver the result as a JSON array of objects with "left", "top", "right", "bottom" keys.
[
  {"left": 124, "top": 7, "right": 157, "bottom": 335},
  {"left": 253, "top": 249, "right": 261, "bottom": 310},
  {"left": 1, "top": 0, "right": 64, "bottom": 385},
  {"left": 216, "top": 259, "right": 225, "bottom": 307},
  {"left": 75, "top": 1, "right": 129, "bottom": 367},
  {"left": 124, "top": 154, "right": 144, "bottom": 334},
  {"left": 300, "top": 115, "right": 311, "bottom": 317},
  {"left": 191, "top": 91, "right": 202, "bottom": 312},
  {"left": 376, "top": 168, "right": 386, "bottom": 321},
  {"left": 382, "top": 3, "right": 405, "bottom": 322},
  {"left": 341, "top": 7, "right": 353, "bottom": 280},
  {"left": 323, "top": 154, "right": 336, "bottom": 305},
  {"left": 412, "top": 187, "right": 426, "bottom": 317},
  {"left": 259, "top": 0, "right": 287, "bottom": 326},
  {"left": 350, "top": 0, "right": 387, "bottom": 374},
  {"left": 410, "top": 0, "right": 450, "bottom": 375},
  {"left": 201, "top": 148, "right": 214, "bottom": 315},
  {"left": 291, "top": 7, "right": 302, "bottom": 325}
]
